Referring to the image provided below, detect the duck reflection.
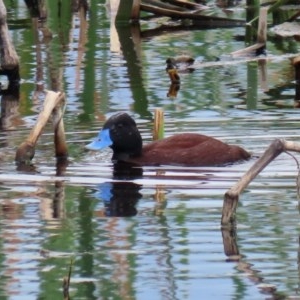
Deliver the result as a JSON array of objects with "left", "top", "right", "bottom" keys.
[
  {"left": 95, "top": 162, "right": 143, "bottom": 217},
  {"left": 167, "top": 82, "right": 180, "bottom": 98}
]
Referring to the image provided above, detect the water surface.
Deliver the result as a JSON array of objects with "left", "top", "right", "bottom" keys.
[{"left": 1, "top": 0, "right": 300, "bottom": 299}]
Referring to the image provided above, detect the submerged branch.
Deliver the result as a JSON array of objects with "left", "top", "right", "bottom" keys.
[{"left": 141, "top": 3, "right": 245, "bottom": 25}]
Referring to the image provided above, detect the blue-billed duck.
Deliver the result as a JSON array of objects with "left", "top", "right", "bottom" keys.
[{"left": 85, "top": 112, "right": 251, "bottom": 166}]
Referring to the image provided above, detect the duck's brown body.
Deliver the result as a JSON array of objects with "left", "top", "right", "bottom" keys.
[{"left": 126, "top": 133, "right": 250, "bottom": 166}]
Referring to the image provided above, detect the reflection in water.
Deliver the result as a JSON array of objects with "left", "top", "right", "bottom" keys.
[
  {"left": 0, "top": 83, "right": 20, "bottom": 131},
  {"left": 115, "top": 23, "right": 150, "bottom": 117},
  {"left": 0, "top": 0, "right": 299, "bottom": 299},
  {"left": 106, "top": 0, "right": 121, "bottom": 53},
  {"left": 0, "top": 191, "right": 61, "bottom": 299},
  {"left": 222, "top": 228, "right": 283, "bottom": 298},
  {"left": 96, "top": 181, "right": 142, "bottom": 217},
  {"left": 94, "top": 163, "right": 143, "bottom": 217},
  {"left": 75, "top": 163, "right": 144, "bottom": 299},
  {"left": 167, "top": 82, "right": 180, "bottom": 98}
]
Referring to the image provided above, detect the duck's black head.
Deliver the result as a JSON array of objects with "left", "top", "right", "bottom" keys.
[{"left": 86, "top": 113, "right": 143, "bottom": 161}]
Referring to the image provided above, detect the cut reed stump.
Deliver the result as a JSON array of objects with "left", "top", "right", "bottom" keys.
[
  {"left": 294, "top": 56, "right": 300, "bottom": 104},
  {"left": 15, "top": 90, "right": 67, "bottom": 164},
  {"left": 0, "top": 0, "right": 19, "bottom": 83},
  {"left": 231, "top": 7, "right": 268, "bottom": 57},
  {"left": 221, "top": 139, "right": 300, "bottom": 226},
  {"left": 153, "top": 108, "right": 164, "bottom": 140}
]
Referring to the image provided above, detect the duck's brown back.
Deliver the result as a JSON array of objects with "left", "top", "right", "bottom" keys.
[{"left": 129, "top": 133, "right": 250, "bottom": 166}]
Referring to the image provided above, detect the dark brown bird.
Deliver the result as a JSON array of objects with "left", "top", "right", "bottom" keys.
[{"left": 86, "top": 113, "right": 251, "bottom": 166}]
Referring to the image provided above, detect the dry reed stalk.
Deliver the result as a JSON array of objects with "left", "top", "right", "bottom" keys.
[
  {"left": 222, "top": 139, "right": 300, "bottom": 226},
  {"left": 15, "top": 91, "right": 67, "bottom": 164},
  {"left": 153, "top": 108, "right": 164, "bottom": 140}
]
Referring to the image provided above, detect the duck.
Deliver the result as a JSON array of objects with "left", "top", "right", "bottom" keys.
[
  {"left": 85, "top": 112, "right": 251, "bottom": 167},
  {"left": 165, "top": 56, "right": 195, "bottom": 84},
  {"left": 166, "top": 61, "right": 181, "bottom": 84},
  {"left": 166, "top": 56, "right": 195, "bottom": 68}
]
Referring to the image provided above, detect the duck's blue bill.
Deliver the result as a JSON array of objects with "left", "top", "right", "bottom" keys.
[{"left": 85, "top": 129, "right": 112, "bottom": 150}]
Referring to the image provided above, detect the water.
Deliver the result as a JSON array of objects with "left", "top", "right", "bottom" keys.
[{"left": 0, "top": 0, "right": 300, "bottom": 299}]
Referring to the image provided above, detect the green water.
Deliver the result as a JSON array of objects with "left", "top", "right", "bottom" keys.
[{"left": 0, "top": 0, "right": 300, "bottom": 299}]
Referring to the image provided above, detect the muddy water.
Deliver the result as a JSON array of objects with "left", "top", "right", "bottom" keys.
[{"left": 0, "top": 0, "right": 300, "bottom": 299}]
